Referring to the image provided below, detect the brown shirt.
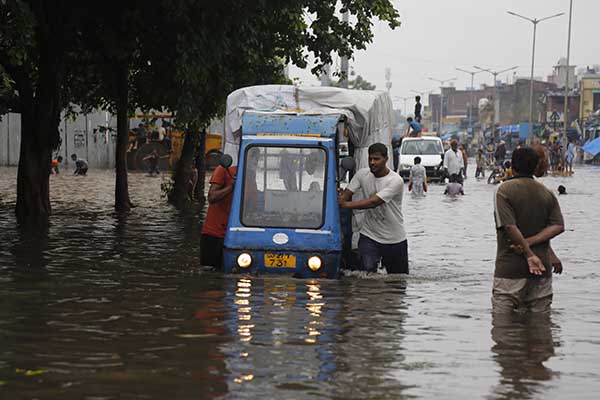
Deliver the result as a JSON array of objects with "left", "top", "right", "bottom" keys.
[{"left": 494, "top": 176, "right": 564, "bottom": 279}]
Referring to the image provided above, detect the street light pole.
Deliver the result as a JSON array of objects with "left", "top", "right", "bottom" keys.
[
  {"left": 563, "top": 0, "right": 574, "bottom": 144},
  {"left": 399, "top": 96, "right": 411, "bottom": 116},
  {"left": 428, "top": 77, "right": 456, "bottom": 135},
  {"left": 508, "top": 10, "right": 565, "bottom": 144},
  {"left": 473, "top": 65, "right": 518, "bottom": 138},
  {"left": 456, "top": 68, "right": 485, "bottom": 137}
]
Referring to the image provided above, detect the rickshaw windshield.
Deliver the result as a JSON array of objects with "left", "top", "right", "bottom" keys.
[{"left": 241, "top": 146, "right": 327, "bottom": 229}]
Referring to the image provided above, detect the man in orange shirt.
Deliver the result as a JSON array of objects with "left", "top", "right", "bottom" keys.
[{"left": 200, "top": 164, "right": 237, "bottom": 270}]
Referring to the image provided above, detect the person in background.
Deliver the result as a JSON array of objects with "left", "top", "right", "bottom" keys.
[
  {"left": 200, "top": 164, "right": 237, "bottom": 270},
  {"left": 71, "top": 154, "right": 88, "bottom": 176},
  {"left": 444, "top": 173, "right": 464, "bottom": 196},
  {"left": 414, "top": 96, "right": 422, "bottom": 123},
  {"left": 392, "top": 132, "right": 402, "bottom": 172},
  {"left": 475, "top": 148, "right": 486, "bottom": 178},
  {"left": 492, "top": 147, "right": 565, "bottom": 314},
  {"left": 443, "top": 139, "right": 464, "bottom": 184},
  {"left": 459, "top": 143, "right": 468, "bottom": 179},
  {"left": 486, "top": 140, "right": 496, "bottom": 164},
  {"left": 405, "top": 117, "right": 422, "bottom": 137},
  {"left": 495, "top": 141, "right": 507, "bottom": 166},
  {"left": 143, "top": 149, "right": 161, "bottom": 175},
  {"left": 494, "top": 160, "right": 513, "bottom": 184},
  {"left": 50, "top": 156, "right": 63, "bottom": 174},
  {"left": 565, "top": 139, "right": 576, "bottom": 174},
  {"left": 408, "top": 156, "right": 427, "bottom": 196}
]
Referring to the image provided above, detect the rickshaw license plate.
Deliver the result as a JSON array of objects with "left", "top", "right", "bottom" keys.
[{"left": 264, "top": 254, "right": 296, "bottom": 268}]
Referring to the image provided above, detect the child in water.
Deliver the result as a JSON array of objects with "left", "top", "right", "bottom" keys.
[
  {"left": 408, "top": 156, "right": 427, "bottom": 196},
  {"left": 444, "top": 174, "right": 464, "bottom": 196}
]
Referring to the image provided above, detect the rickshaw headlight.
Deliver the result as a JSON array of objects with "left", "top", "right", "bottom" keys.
[
  {"left": 237, "top": 253, "right": 252, "bottom": 268},
  {"left": 307, "top": 256, "right": 322, "bottom": 271}
]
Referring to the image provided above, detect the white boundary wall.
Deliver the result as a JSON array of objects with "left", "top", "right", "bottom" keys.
[{"left": 1, "top": 111, "right": 117, "bottom": 168}]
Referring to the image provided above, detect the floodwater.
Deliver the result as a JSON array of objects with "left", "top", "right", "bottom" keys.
[{"left": 0, "top": 164, "right": 599, "bottom": 400}]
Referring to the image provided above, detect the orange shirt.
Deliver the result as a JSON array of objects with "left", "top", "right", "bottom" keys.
[
  {"left": 201, "top": 166, "right": 237, "bottom": 238},
  {"left": 51, "top": 159, "right": 59, "bottom": 168}
]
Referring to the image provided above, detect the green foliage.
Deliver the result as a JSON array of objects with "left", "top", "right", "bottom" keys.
[
  {"left": 1, "top": 0, "right": 400, "bottom": 138},
  {"left": 332, "top": 75, "right": 377, "bottom": 90},
  {"left": 0, "top": 0, "right": 36, "bottom": 114},
  {"left": 67, "top": 0, "right": 398, "bottom": 134}
]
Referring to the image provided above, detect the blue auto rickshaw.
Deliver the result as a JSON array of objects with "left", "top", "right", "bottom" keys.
[{"left": 222, "top": 111, "right": 353, "bottom": 278}]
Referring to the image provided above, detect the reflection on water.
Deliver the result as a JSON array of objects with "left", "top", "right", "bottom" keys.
[
  {"left": 1, "top": 165, "right": 600, "bottom": 399},
  {"left": 491, "top": 313, "right": 558, "bottom": 400}
]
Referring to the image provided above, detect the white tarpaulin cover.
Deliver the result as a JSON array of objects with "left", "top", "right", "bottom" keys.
[{"left": 224, "top": 85, "right": 394, "bottom": 170}]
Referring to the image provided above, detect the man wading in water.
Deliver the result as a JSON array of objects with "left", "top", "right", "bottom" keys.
[
  {"left": 338, "top": 143, "right": 408, "bottom": 274},
  {"left": 492, "top": 147, "right": 565, "bottom": 313}
]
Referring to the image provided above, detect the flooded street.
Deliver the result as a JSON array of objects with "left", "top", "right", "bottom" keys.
[{"left": 1, "top": 165, "right": 599, "bottom": 399}]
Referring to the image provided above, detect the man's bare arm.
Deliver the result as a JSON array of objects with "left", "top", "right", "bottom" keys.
[
  {"left": 549, "top": 246, "right": 563, "bottom": 274},
  {"left": 525, "top": 224, "right": 565, "bottom": 247},
  {"left": 207, "top": 183, "right": 234, "bottom": 204},
  {"left": 337, "top": 188, "right": 354, "bottom": 203},
  {"left": 339, "top": 194, "right": 385, "bottom": 210}
]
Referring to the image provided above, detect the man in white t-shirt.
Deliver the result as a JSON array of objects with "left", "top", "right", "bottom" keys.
[
  {"left": 338, "top": 143, "right": 408, "bottom": 274},
  {"left": 443, "top": 139, "right": 464, "bottom": 183}
]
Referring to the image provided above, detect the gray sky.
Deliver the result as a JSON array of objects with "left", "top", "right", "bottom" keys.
[{"left": 289, "top": 0, "right": 600, "bottom": 110}]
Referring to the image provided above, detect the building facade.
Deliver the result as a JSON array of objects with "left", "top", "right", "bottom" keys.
[{"left": 579, "top": 77, "right": 600, "bottom": 122}]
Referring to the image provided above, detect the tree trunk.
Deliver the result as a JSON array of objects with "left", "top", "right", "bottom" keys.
[
  {"left": 15, "top": 23, "right": 62, "bottom": 227},
  {"left": 194, "top": 129, "right": 207, "bottom": 202},
  {"left": 169, "top": 127, "right": 199, "bottom": 208},
  {"left": 15, "top": 110, "right": 53, "bottom": 226},
  {"left": 114, "top": 64, "right": 131, "bottom": 212}
]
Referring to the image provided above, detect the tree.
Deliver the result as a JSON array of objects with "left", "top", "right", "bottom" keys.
[
  {"left": 65, "top": 2, "right": 174, "bottom": 212},
  {"left": 1, "top": 0, "right": 400, "bottom": 225},
  {"left": 162, "top": 0, "right": 400, "bottom": 207},
  {"left": 0, "top": 0, "right": 85, "bottom": 226},
  {"left": 332, "top": 74, "right": 377, "bottom": 90}
]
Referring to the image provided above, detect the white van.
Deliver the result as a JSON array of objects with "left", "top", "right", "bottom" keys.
[{"left": 397, "top": 137, "right": 444, "bottom": 181}]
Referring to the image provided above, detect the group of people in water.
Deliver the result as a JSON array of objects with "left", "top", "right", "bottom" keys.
[
  {"left": 50, "top": 154, "right": 88, "bottom": 176},
  {"left": 404, "top": 134, "right": 575, "bottom": 198}
]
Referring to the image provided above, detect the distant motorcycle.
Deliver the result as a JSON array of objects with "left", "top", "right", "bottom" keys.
[{"left": 487, "top": 160, "right": 511, "bottom": 184}]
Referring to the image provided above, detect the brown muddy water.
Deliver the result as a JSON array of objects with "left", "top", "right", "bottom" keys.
[{"left": 0, "top": 165, "right": 599, "bottom": 399}]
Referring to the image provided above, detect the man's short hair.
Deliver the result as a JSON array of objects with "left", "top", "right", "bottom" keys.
[
  {"left": 70, "top": 153, "right": 77, "bottom": 159},
  {"left": 414, "top": 156, "right": 421, "bottom": 164},
  {"left": 407, "top": 117, "right": 413, "bottom": 122},
  {"left": 449, "top": 173, "right": 461, "bottom": 183},
  {"left": 368, "top": 143, "right": 388, "bottom": 158},
  {"left": 415, "top": 96, "right": 421, "bottom": 101},
  {"left": 511, "top": 147, "right": 539, "bottom": 175}
]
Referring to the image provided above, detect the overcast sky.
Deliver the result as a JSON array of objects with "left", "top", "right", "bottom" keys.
[{"left": 289, "top": 0, "right": 600, "bottom": 110}]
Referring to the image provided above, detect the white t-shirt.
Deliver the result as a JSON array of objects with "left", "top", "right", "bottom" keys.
[
  {"left": 443, "top": 148, "right": 464, "bottom": 176},
  {"left": 347, "top": 168, "right": 406, "bottom": 244}
]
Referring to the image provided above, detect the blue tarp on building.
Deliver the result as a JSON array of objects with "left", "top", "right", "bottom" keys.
[
  {"left": 582, "top": 137, "right": 600, "bottom": 157},
  {"left": 500, "top": 124, "right": 519, "bottom": 134},
  {"left": 519, "top": 123, "right": 530, "bottom": 140}
]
